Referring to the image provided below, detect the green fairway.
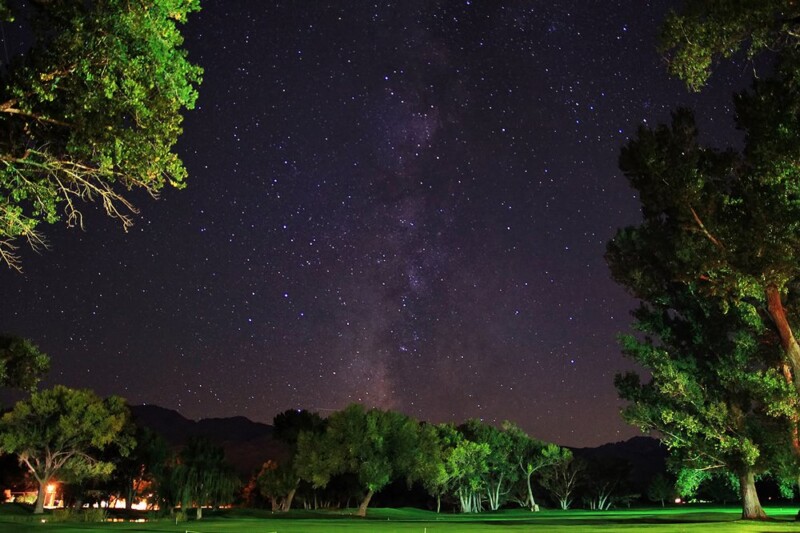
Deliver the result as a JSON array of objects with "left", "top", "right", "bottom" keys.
[{"left": 4, "top": 505, "right": 800, "bottom": 532}]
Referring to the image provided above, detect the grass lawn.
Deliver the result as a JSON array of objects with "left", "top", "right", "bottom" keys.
[{"left": 3, "top": 504, "right": 800, "bottom": 532}]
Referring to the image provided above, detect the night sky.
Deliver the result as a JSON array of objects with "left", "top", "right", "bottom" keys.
[{"left": 0, "top": 1, "right": 748, "bottom": 447}]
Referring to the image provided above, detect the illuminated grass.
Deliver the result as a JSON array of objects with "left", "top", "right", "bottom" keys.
[{"left": 3, "top": 505, "right": 800, "bottom": 532}]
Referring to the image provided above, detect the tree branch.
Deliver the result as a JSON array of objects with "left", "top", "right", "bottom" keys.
[
  {"left": 689, "top": 206, "right": 724, "bottom": 250},
  {"left": 0, "top": 107, "right": 72, "bottom": 127}
]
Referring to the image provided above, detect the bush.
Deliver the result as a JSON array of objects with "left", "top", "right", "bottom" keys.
[
  {"left": 50, "top": 508, "right": 75, "bottom": 522},
  {"left": 82, "top": 508, "right": 107, "bottom": 522},
  {"left": 14, "top": 494, "right": 36, "bottom": 505},
  {"left": 49, "top": 507, "right": 107, "bottom": 523}
]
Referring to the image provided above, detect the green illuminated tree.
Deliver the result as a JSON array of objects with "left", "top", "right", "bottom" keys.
[
  {"left": 446, "top": 436, "right": 490, "bottom": 513},
  {"left": 415, "top": 423, "right": 456, "bottom": 514},
  {"left": 0, "top": 335, "right": 48, "bottom": 392},
  {"left": 609, "top": 261, "right": 792, "bottom": 518},
  {"left": 0, "top": 0, "right": 202, "bottom": 270},
  {"left": 660, "top": 0, "right": 800, "bottom": 90},
  {"left": 458, "top": 419, "right": 518, "bottom": 511},
  {"left": 257, "top": 460, "right": 296, "bottom": 511},
  {"left": 0, "top": 385, "right": 133, "bottom": 514},
  {"left": 295, "top": 404, "right": 421, "bottom": 517},
  {"left": 503, "top": 420, "right": 570, "bottom": 512},
  {"left": 608, "top": 0, "right": 800, "bottom": 519},
  {"left": 617, "top": 2, "right": 800, "bottom": 428},
  {"left": 609, "top": 87, "right": 800, "bottom": 428}
]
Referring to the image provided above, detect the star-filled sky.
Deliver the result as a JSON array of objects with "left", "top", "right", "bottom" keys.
[{"left": 0, "top": 1, "right": 748, "bottom": 447}]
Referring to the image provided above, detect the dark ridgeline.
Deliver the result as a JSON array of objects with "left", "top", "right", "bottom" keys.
[{"left": 129, "top": 405, "right": 287, "bottom": 479}]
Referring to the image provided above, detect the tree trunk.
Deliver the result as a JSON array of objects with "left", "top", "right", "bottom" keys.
[
  {"left": 766, "top": 284, "right": 800, "bottom": 390},
  {"left": 282, "top": 486, "right": 297, "bottom": 512},
  {"left": 196, "top": 505, "right": 203, "bottom": 520},
  {"left": 487, "top": 473, "right": 504, "bottom": 511},
  {"left": 739, "top": 471, "right": 767, "bottom": 520},
  {"left": 765, "top": 284, "right": 800, "bottom": 458},
  {"left": 356, "top": 489, "right": 374, "bottom": 517},
  {"left": 126, "top": 479, "right": 134, "bottom": 510},
  {"left": 436, "top": 493, "right": 441, "bottom": 514},
  {"left": 526, "top": 472, "right": 537, "bottom": 511},
  {"left": 34, "top": 480, "right": 46, "bottom": 514},
  {"left": 458, "top": 489, "right": 470, "bottom": 513}
]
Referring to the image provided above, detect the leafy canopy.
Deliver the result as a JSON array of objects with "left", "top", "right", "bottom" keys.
[
  {"left": 661, "top": 0, "right": 800, "bottom": 90},
  {"left": 0, "top": 0, "right": 202, "bottom": 269},
  {"left": 0, "top": 384, "right": 133, "bottom": 510},
  {"left": 0, "top": 335, "right": 49, "bottom": 392}
]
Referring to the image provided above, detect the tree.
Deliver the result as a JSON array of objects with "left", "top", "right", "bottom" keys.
[
  {"left": 0, "top": 0, "right": 202, "bottom": 270},
  {"left": 446, "top": 436, "right": 490, "bottom": 513},
  {"left": 104, "top": 425, "right": 170, "bottom": 510},
  {"left": 295, "top": 404, "right": 422, "bottom": 517},
  {"left": 0, "top": 385, "right": 133, "bottom": 513},
  {"left": 257, "top": 460, "right": 297, "bottom": 511},
  {"left": 611, "top": 281, "right": 792, "bottom": 519},
  {"left": 583, "top": 456, "right": 641, "bottom": 511},
  {"left": 647, "top": 473, "right": 674, "bottom": 507},
  {"left": 172, "top": 436, "right": 240, "bottom": 520},
  {"left": 266, "top": 408, "right": 324, "bottom": 511},
  {"left": 458, "top": 419, "right": 518, "bottom": 511},
  {"left": 539, "top": 453, "right": 581, "bottom": 510},
  {"left": 503, "top": 421, "right": 570, "bottom": 512},
  {"left": 639, "top": 0, "right": 800, "bottom": 456},
  {"left": 607, "top": 0, "right": 800, "bottom": 520},
  {"left": 416, "top": 422, "right": 457, "bottom": 513},
  {"left": 606, "top": 101, "right": 800, "bottom": 519},
  {"left": 0, "top": 335, "right": 49, "bottom": 391}
]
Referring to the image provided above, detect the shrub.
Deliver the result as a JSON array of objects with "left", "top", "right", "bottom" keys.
[{"left": 81, "top": 508, "right": 107, "bottom": 522}]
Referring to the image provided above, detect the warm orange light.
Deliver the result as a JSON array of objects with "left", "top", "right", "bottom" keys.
[{"left": 46, "top": 484, "right": 56, "bottom": 494}]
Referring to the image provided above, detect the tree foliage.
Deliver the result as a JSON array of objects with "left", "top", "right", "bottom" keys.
[
  {"left": 0, "top": 335, "right": 49, "bottom": 391},
  {"left": 661, "top": 0, "right": 800, "bottom": 90},
  {"left": 104, "top": 425, "right": 170, "bottom": 510},
  {"left": 0, "top": 0, "right": 202, "bottom": 270},
  {"left": 606, "top": 14, "right": 800, "bottom": 514},
  {"left": 0, "top": 385, "right": 133, "bottom": 514},
  {"left": 539, "top": 454, "right": 582, "bottom": 510},
  {"left": 258, "top": 408, "right": 324, "bottom": 511},
  {"left": 446, "top": 433, "right": 490, "bottom": 513},
  {"left": 295, "top": 404, "right": 422, "bottom": 517},
  {"left": 256, "top": 460, "right": 297, "bottom": 511},
  {"left": 293, "top": 405, "right": 568, "bottom": 514},
  {"left": 458, "top": 419, "right": 518, "bottom": 511},
  {"left": 172, "top": 436, "right": 239, "bottom": 520},
  {"left": 647, "top": 473, "right": 674, "bottom": 507},
  {"left": 414, "top": 423, "right": 455, "bottom": 513},
  {"left": 613, "top": 290, "right": 791, "bottom": 483},
  {"left": 607, "top": 49, "right": 800, "bottom": 411},
  {"left": 503, "top": 420, "right": 570, "bottom": 512}
]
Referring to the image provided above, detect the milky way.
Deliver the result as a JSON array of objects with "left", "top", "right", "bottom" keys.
[{"left": 0, "top": 1, "right": 746, "bottom": 446}]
